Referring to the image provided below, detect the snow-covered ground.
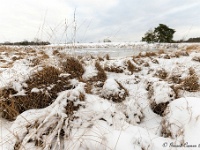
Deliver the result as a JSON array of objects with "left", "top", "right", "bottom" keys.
[{"left": 1, "top": 43, "right": 200, "bottom": 149}]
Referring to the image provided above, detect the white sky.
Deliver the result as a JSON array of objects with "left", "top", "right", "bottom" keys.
[{"left": 0, "top": 0, "right": 200, "bottom": 43}]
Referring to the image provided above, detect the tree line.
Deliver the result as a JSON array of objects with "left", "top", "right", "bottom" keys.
[{"left": 0, "top": 40, "right": 50, "bottom": 46}]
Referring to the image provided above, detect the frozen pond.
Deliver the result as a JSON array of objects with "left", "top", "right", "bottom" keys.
[{"left": 64, "top": 47, "right": 159, "bottom": 58}]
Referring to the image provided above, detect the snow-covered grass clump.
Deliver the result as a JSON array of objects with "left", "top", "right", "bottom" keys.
[{"left": 1, "top": 43, "right": 200, "bottom": 149}]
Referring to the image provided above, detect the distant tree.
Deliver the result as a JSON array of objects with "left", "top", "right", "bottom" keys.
[
  {"left": 154, "top": 24, "right": 175, "bottom": 43},
  {"left": 142, "top": 24, "right": 175, "bottom": 43},
  {"left": 141, "top": 30, "right": 155, "bottom": 43}
]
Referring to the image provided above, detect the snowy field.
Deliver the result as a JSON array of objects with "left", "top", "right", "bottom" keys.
[{"left": 1, "top": 42, "right": 200, "bottom": 150}]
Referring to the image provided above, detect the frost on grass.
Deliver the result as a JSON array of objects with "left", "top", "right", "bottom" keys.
[
  {"left": 11, "top": 81, "right": 85, "bottom": 150},
  {"left": 9, "top": 81, "right": 145, "bottom": 150},
  {"left": 162, "top": 97, "right": 200, "bottom": 145}
]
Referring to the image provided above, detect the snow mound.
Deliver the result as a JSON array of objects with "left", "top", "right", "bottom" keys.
[
  {"left": 101, "top": 78, "right": 128, "bottom": 102},
  {"left": 162, "top": 97, "right": 200, "bottom": 145},
  {"left": 147, "top": 81, "right": 175, "bottom": 115}
]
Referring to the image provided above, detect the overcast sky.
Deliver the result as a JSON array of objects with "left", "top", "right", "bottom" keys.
[{"left": 0, "top": 0, "right": 200, "bottom": 43}]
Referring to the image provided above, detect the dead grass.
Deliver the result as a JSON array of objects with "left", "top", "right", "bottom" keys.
[
  {"left": 0, "top": 66, "right": 73, "bottom": 121},
  {"left": 127, "top": 60, "right": 141, "bottom": 73},
  {"left": 133, "top": 57, "right": 149, "bottom": 67},
  {"left": 52, "top": 49, "right": 60, "bottom": 56},
  {"left": 12, "top": 56, "right": 23, "bottom": 61},
  {"left": 138, "top": 52, "right": 157, "bottom": 57},
  {"left": 62, "top": 57, "right": 85, "bottom": 79},
  {"left": 151, "top": 58, "right": 159, "bottom": 64},
  {"left": 104, "top": 54, "right": 110, "bottom": 60},
  {"left": 169, "top": 74, "right": 182, "bottom": 84},
  {"left": 161, "top": 54, "right": 171, "bottom": 59},
  {"left": 146, "top": 82, "right": 174, "bottom": 116},
  {"left": 192, "top": 56, "right": 200, "bottom": 62},
  {"left": 98, "top": 56, "right": 104, "bottom": 61},
  {"left": 90, "top": 62, "right": 107, "bottom": 82},
  {"left": 151, "top": 101, "right": 169, "bottom": 116},
  {"left": 171, "top": 85, "right": 182, "bottom": 99},
  {"left": 161, "top": 119, "right": 172, "bottom": 138},
  {"left": 155, "top": 68, "right": 168, "bottom": 79},
  {"left": 29, "top": 58, "right": 40, "bottom": 67},
  {"left": 79, "top": 78, "right": 93, "bottom": 94},
  {"left": 182, "top": 75, "right": 199, "bottom": 92},
  {"left": 0, "top": 59, "right": 7, "bottom": 63},
  {"left": 102, "top": 80, "right": 128, "bottom": 103},
  {"left": 104, "top": 66, "right": 124, "bottom": 73},
  {"left": 38, "top": 51, "right": 49, "bottom": 59},
  {"left": 0, "top": 46, "right": 15, "bottom": 53},
  {"left": 157, "top": 49, "right": 165, "bottom": 55},
  {"left": 186, "top": 45, "right": 200, "bottom": 52}
]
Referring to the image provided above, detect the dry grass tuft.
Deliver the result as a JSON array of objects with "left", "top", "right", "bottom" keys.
[
  {"left": 38, "top": 51, "right": 49, "bottom": 59},
  {"left": 146, "top": 52, "right": 157, "bottom": 57},
  {"left": 132, "top": 58, "right": 144, "bottom": 65},
  {"left": 186, "top": 45, "right": 200, "bottom": 52},
  {"left": 79, "top": 78, "right": 93, "bottom": 94},
  {"left": 192, "top": 56, "right": 200, "bottom": 62},
  {"left": 29, "top": 58, "right": 40, "bottom": 67},
  {"left": 155, "top": 68, "right": 168, "bottom": 79},
  {"left": 182, "top": 74, "right": 199, "bottom": 92},
  {"left": 157, "top": 49, "right": 165, "bottom": 55},
  {"left": 171, "top": 85, "right": 182, "bottom": 99},
  {"left": 0, "top": 66, "right": 73, "bottom": 121},
  {"left": 62, "top": 57, "right": 85, "bottom": 79},
  {"left": 12, "top": 56, "right": 23, "bottom": 61},
  {"left": 161, "top": 119, "right": 172, "bottom": 138},
  {"left": 104, "top": 54, "right": 110, "bottom": 60},
  {"left": 151, "top": 101, "right": 169, "bottom": 116},
  {"left": 52, "top": 49, "right": 60, "bottom": 56},
  {"left": 102, "top": 80, "right": 128, "bottom": 103},
  {"left": 91, "top": 62, "right": 107, "bottom": 82},
  {"left": 104, "top": 66, "right": 124, "bottom": 73},
  {"left": 98, "top": 56, "right": 104, "bottom": 61},
  {"left": 127, "top": 60, "right": 141, "bottom": 73},
  {"left": 169, "top": 74, "right": 182, "bottom": 84},
  {"left": 151, "top": 58, "right": 159, "bottom": 64},
  {"left": 162, "top": 54, "right": 171, "bottom": 59}
]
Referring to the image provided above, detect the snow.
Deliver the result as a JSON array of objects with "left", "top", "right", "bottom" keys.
[
  {"left": 82, "top": 62, "right": 98, "bottom": 80},
  {"left": 163, "top": 97, "right": 200, "bottom": 145},
  {"left": 101, "top": 78, "right": 126, "bottom": 100},
  {"left": 1, "top": 43, "right": 200, "bottom": 149},
  {"left": 150, "top": 81, "right": 175, "bottom": 104}
]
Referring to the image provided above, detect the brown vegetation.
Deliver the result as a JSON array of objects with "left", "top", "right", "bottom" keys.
[
  {"left": 155, "top": 68, "right": 168, "bottom": 79},
  {"left": 90, "top": 62, "right": 107, "bottom": 82},
  {"left": 0, "top": 66, "right": 73, "bottom": 120},
  {"left": 62, "top": 57, "right": 85, "bottom": 79},
  {"left": 104, "top": 66, "right": 124, "bottom": 73},
  {"left": 127, "top": 60, "right": 141, "bottom": 73},
  {"left": 186, "top": 45, "right": 200, "bottom": 52}
]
